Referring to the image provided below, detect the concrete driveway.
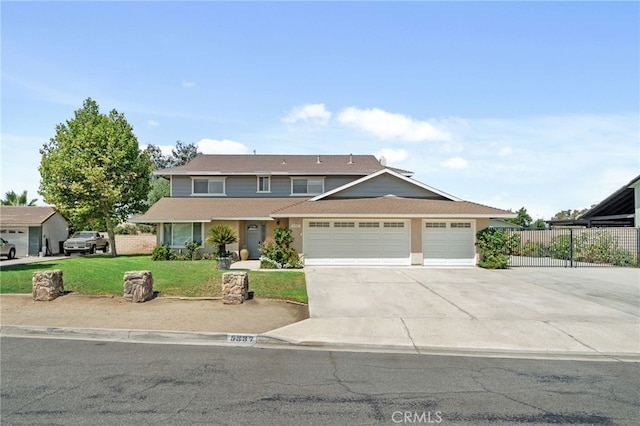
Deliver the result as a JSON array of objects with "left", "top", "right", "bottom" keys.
[{"left": 267, "top": 267, "right": 640, "bottom": 360}]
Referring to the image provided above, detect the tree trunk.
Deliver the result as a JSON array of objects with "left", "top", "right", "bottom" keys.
[{"left": 105, "top": 216, "right": 117, "bottom": 257}]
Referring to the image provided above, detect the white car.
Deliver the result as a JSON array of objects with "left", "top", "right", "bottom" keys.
[{"left": 0, "top": 237, "right": 16, "bottom": 259}]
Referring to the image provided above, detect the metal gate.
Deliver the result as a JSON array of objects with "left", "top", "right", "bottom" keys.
[{"left": 503, "top": 227, "right": 639, "bottom": 267}]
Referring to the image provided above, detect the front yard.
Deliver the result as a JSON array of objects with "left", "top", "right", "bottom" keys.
[{"left": 0, "top": 255, "right": 307, "bottom": 303}]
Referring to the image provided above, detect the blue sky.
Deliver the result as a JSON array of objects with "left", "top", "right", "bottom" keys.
[{"left": 2, "top": 1, "right": 638, "bottom": 220}]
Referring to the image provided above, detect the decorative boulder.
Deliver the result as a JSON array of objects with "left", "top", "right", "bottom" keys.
[
  {"left": 222, "top": 272, "right": 249, "bottom": 305},
  {"left": 32, "top": 270, "right": 64, "bottom": 301},
  {"left": 123, "top": 270, "right": 154, "bottom": 302}
]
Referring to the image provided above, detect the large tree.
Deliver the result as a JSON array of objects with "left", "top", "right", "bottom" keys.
[
  {"left": 144, "top": 141, "right": 201, "bottom": 206},
  {"left": 506, "top": 207, "right": 533, "bottom": 228},
  {"left": 39, "top": 98, "right": 153, "bottom": 256},
  {"left": 1, "top": 190, "right": 37, "bottom": 206}
]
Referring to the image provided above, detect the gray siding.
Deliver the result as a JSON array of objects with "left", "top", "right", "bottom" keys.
[
  {"left": 327, "top": 174, "right": 446, "bottom": 199},
  {"left": 171, "top": 175, "right": 361, "bottom": 197}
]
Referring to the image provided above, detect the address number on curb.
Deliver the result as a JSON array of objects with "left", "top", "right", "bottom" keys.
[{"left": 227, "top": 334, "right": 257, "bottom": 344}]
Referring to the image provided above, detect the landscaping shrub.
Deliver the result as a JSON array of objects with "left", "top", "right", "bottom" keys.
[
  {"left": 550, "top": 234, "right": 572, "bottom": 260},
  {"left": 476, "top": 228, "right": 518, "bottom": 269},
  {"left": 521, "top": 241, "right": 550, "bottom": 258},
  {"left": 612, "top": 248, "right": 634, "bottom": 267},
  {"left": 259, "top": 227, "right": 304, "bottom": 269},
  {"left": 151, "top": 243, "right": 176, "bottom": 261}
]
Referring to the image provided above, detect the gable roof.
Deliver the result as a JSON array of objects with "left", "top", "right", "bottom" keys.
[
  {"left": 131, "top": 197, "right": 309, "bottom": 222},
  {"left": 272, "top": 196, "right": 514, "bottom": 218},
  {"left": 310, "top": 168, "right": 461, "bottom": 201},
  {"left": 0, "top": 206, "right": 62, "bottom": 226},
  {"left": 156, "top": 154, "right": 413, "bottom": 176}
]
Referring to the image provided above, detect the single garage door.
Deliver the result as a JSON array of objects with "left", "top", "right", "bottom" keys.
[
  {"left": 304, "top": 220, "right": 410, "bottom": 266},
  {"left": 0, "top": 227, "right": 29, "bottom": 257},
  {"left": 423, "top": 221, "right": 476, "bottom": 266}
]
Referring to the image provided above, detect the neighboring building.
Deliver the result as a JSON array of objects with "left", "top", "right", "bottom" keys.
[
  {"left": 490, "top": 218, "right": 523, "bottom": 229},
  {"left": 0, "top": 206, "right": 69, "bottom": 257},
  {"left": 132, "top": 154, "right": 514, "bottom": 266},
  {"left": 548, "top": 175, "right": 640, "bottom": 228}
]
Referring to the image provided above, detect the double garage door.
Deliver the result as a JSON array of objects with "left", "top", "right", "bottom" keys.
[
  {"left": 303, "top": 220, "right": 411, "bottom": 266},
  {"left": 304, "top": 219, "right": 476, "bottom": 266}
]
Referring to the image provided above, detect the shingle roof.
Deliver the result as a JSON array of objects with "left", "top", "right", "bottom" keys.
[
  {"left": 0, "top": 206, "right": 60, "bottom": 226},
  {"left": 156, "top": 154, "right": 413, "bottom": 176},
  {"left": 271, "top": 196, "right": 515, "bottom": 218},
  {"left": 132, "top": 196, "right": 514, "bottom": 222},
  {"left": 131, "top": 197, "right": 310, "bottom": 222}
]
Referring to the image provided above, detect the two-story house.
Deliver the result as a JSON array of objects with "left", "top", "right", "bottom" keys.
[{"left": 132, "top": 154, "right": 514, "bottom": 266}]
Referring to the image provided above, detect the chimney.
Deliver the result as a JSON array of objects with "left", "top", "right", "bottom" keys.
[
  {"left": 379, "top": 156, "right": 387, "bottom": 166},
  {"left": 316, "top": 155, "right": 321, "bottom": 164},
  {"left": 348, "top": 153, "right": 354, "bottom": 164}
]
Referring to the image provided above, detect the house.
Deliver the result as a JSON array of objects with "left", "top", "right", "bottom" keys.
[
  {"left": 0, "top": 206, "right": 69, "bottom": 257},
  {"left": 132, "top": 154, "right": 514, "bottom": 266},
  {"left": 547, "top": 174, "right": 640, "bottom": 228}
]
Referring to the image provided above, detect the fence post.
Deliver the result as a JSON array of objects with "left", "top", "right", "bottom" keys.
[
  {"left": 637, "top": 228, "right": 640, "bottom": 266},
  {"left": 569, "top": 229, "right": 574, "bottom": 268}
]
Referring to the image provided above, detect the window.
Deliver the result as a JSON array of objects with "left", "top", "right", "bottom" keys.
[
  {"left": 450, "top": 222, "right": 472, "bottom": 228},
  {"left": 193, "top": 178, "right": 225, "bottom": 195},
  {"left": 257, "top": 176, "right": 270, "bottom": 193},
  {"left": 425, "top": 222, "right": 446, "bottom": 228},
  {"left": 334, "top": 222, "right": 355, "bottom": 228},
  {"left": 308, "top": 222, "right": 330, "bottom": 228},
  {"left": 291, "top": 178, "right": 324, "bottom": 195},
  {"left": 384, "top": 222, "right": 405, "bottom": 228},
  {"left": 359, "top": 222, "right": 380, "bottom": 228},
  {"left": 162, "top": 223, "right": 202, "bottom": 247}
]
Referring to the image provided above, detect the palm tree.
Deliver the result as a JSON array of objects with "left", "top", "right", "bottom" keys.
[
  {"left": 1, "top": 190, "right": 38, "bottom": 206},
  {"left": 205, "top": 225, "right": 238, "bottom": 256}
]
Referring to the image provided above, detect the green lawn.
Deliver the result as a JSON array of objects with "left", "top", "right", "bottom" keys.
[{"left": 0, "top": 255, "right": 307, "bottom": 303}]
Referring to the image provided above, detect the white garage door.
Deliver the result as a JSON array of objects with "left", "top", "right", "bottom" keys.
[
  {"left": 304, "top": 220, "right": 410, "bottom": 266},
  {"left": 0, "top": 227, "right": 29, "bottom": 257},
  {"left": 423, "top": 221, "right": 476, "bottom": 266}
]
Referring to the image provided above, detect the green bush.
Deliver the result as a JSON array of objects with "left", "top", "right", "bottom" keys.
[
  {"left": 550, "top": 234, "right": 572, "bottom": 260},
  {"left": 259, "top": 227, "right": 304, "bottom": 269},
  {"left": 611, "top": 248, "right": 634, "bottom": 267},
  {"left": 476, "top": 228, "right": 517, "bottom": 269},
  {"left": 151, "top": 244, "right": 176, "bottom": 261},
  {"left": 205, "top": 225, "right": 238, "bottom": 256},
  {"left": 521, "top": 241, "right": 550, "bottom": 258}
]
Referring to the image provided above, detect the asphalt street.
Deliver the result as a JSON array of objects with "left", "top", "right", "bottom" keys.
[{"left": 2, "top": 337, "right": 638, "bottom": 425}]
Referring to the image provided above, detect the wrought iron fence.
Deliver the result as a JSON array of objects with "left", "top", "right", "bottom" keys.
[{"left": 501, "top": 227, "right": 640, "bottom": 267}]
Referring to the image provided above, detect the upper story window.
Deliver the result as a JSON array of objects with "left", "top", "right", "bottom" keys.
[
  {"left": 257, "top": 176, "right": 270, "bottom": 193},
  {"left": 193, "top": 178, "right": 225, "bottom": 195},
  {"left": 291, "top": 177, "right": 324, "bottom": 195}
]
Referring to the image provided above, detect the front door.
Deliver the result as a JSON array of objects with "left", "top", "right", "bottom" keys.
[{"left": 244, "top": 222, "right": 265, "bottom": 259}]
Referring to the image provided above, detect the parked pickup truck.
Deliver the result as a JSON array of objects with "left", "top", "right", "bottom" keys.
[{"left": 63, "top": 231, "right": 109, "bottom": 255}]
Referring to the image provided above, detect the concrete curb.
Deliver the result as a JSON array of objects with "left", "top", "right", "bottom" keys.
[{"left": 2, "top": 325, "right": 638, "bottom": 362}]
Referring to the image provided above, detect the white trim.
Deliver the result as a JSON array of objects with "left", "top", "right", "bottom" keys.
[
  {"left": 310, "top": 168, "right": 461, "bottom": 201},
  {"left": 256, "top": 175, "right": 271, "bottom": 193}
]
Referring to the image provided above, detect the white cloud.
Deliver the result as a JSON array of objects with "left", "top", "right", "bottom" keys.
[
  {"left": 196, "top": 138, "right": 249, "bottom": 154},
  {"left": 182, "top": 80, "right": 196, "bottom": 89},
  {"left": 147, "top": 120, "right": 159, "bottom": 127},
  {"left": 376, "top": 148, "right": 408, "bottom": 164},
  {"left": 441, "top": 156, "right": 468, "bottom": 169},
  {"left": 282, "top": 103, "right": 332, "bottom": 125},
  {"left": 497, "top": 146, "right": 513, "bottom": 156},
  {"left": 337, "top": 107, "right": 451, "bottom": 142}
]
